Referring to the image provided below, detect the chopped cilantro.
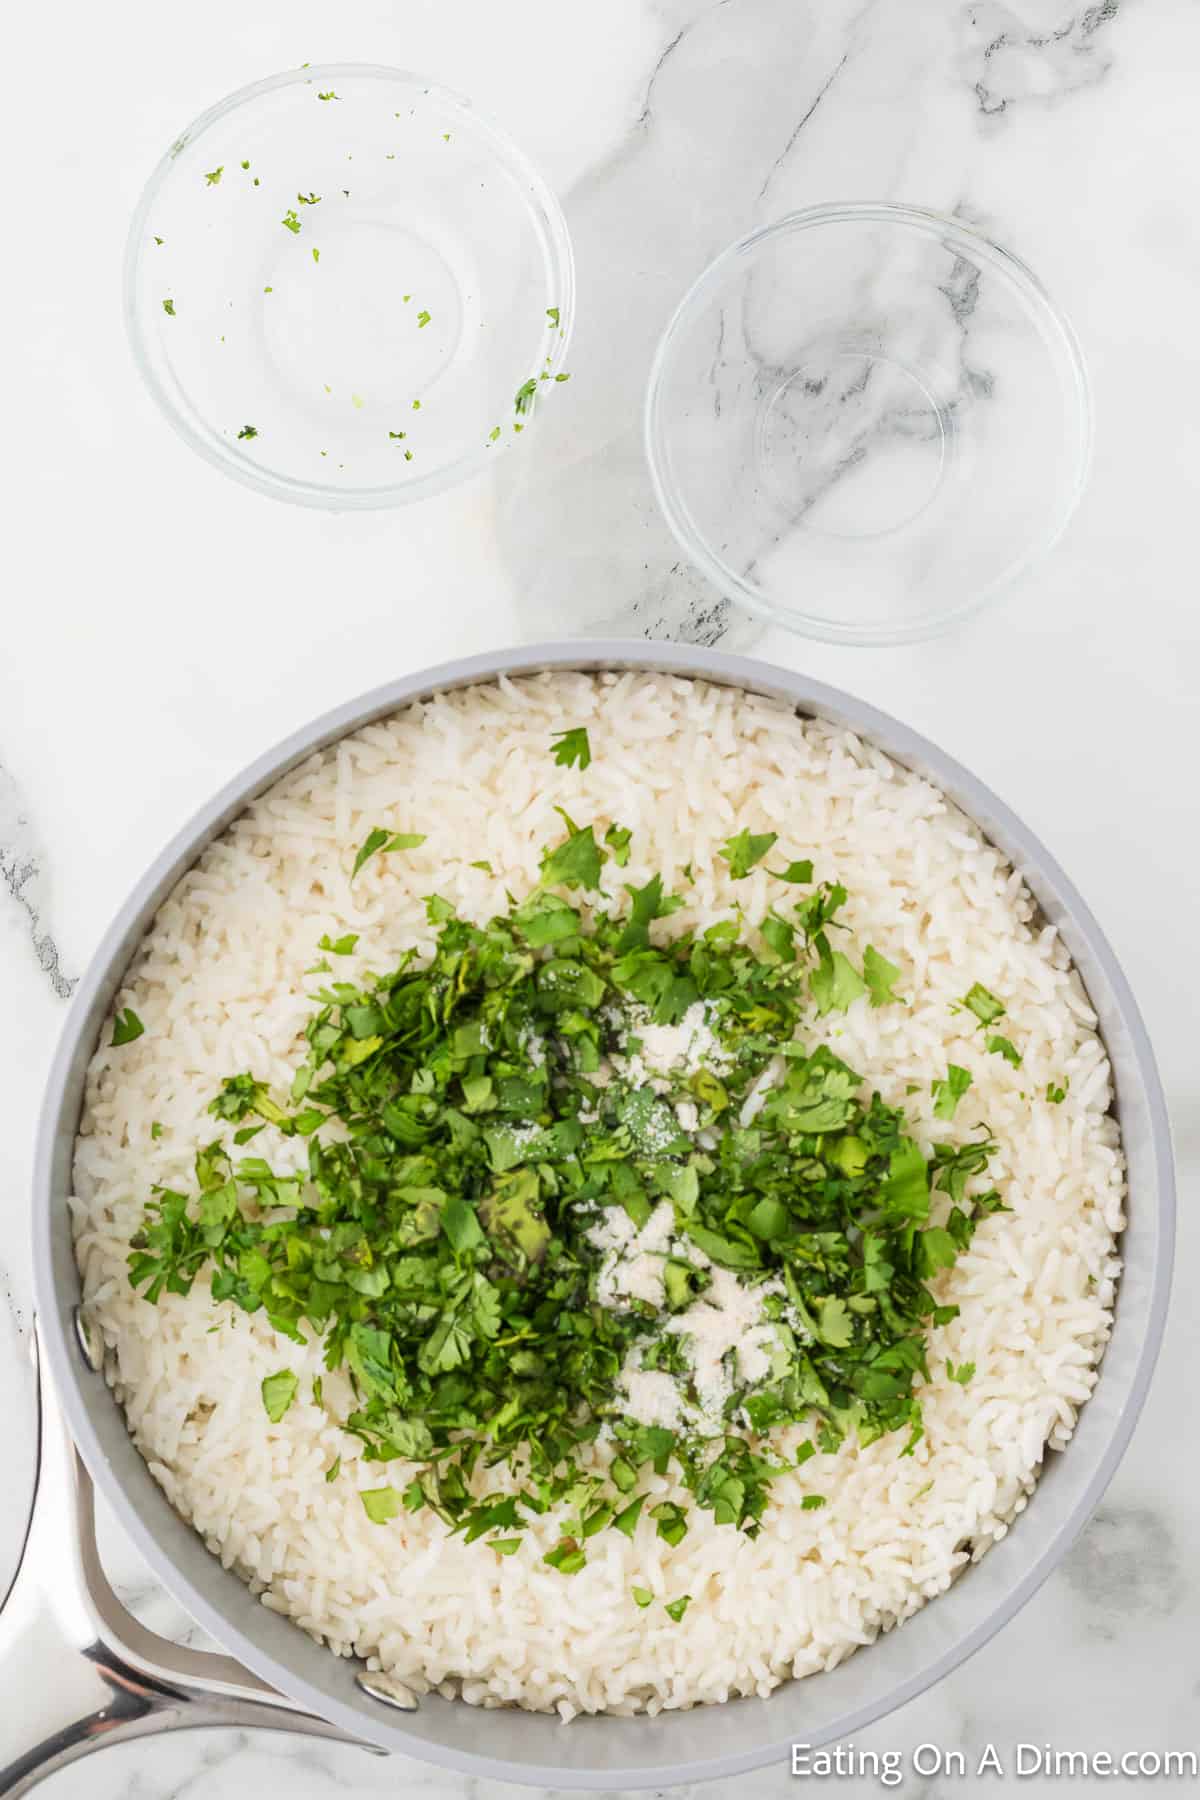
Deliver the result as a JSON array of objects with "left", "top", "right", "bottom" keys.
[
  {"left": 551, "top": 727, "right": 591, "bottom": 770},
  {"left": 126, "top": 822, "right": 1000, "bottom": 1572},
  {"left": 1046, "top": 1079, "right": 1069, "bottom": 1103},
  {"left": 111, "top": 1009, "right": 145, "bottom": 1047},
  {"left": 720, "top": 828, "right": 778, "bottom": 879},
  {"left": 312, "top": 247, "right": 321, "bottom": 264},
  {"left": 801, "top": 1494, "right": 827, "bottom": 1511},
  {"left": 204, "top": 166, "right": 224, "bottom": 186},
  {"left": 317, "top": 90, "right": 339, "bottom": 100},
  {"left": 151, "top": 1121, "right": 164, "bottom": 1140},
  {"left": 547, "top": 306, "right": 560, "bottom": 327},
  {"left": 987, "top": 1035, "right": 1022, "bottom": 1068},
  {"left": 539, "top": 812, "right": 605, "bottom": 891},
  {"left": 809, "top": 936, "right": 866, "bottom": 1015},
  {"left": 604, "top": 823, "right": 632, "bottom": 867},
  {"left": 543, "top": 1538, "right": 586, "bottom": 1574},
  {"left": 514, "top": 378, "right": 537, "bottom": 416},
  {"left": 297, "top": 191, "right": 321, "bottom": 205},
  {"left": 631, "top": 1585, "right": 653, "bottom": 1607},
  {"left": 282, "top": 210, "right": 301, "bottom": 234},
  {"left": 961, "top": 983, "right": 1005, "bottom": 1028},
  {"left": 352, "top": 827, "right": 427, "bottom": 878},
  {"left": 237, "top": 425, "right": 258, "bottom": 440},
  {"left": 161, "top": 298, "right": 176, "bottom": 316},
  {"left": 863, "top": 944, "right": 903, "bottom": 1007},
  {"left": 325, "top": 1456, "right": 341, "bottom": 1482},
  {"left": 931, "top": 1065, "right": 972, "bottom": 1120},
  {"left": 664, "top": 1595, "right": 691, "bottom": 1622},
  {"left": 261, "top": 1369, "right": 298, "bottom": 1422},
  {"left": 417, "top": 310, "right": 431, "bottom": 328},
  {"left": 773, "top": 859, "right": 814, "bottom": 884},
  {"left": 946, "top": 1359, "right": 976, "bottom": 1386},
  {"left": 360, "top": 1486, "right": 401, "bottom": 1523}
]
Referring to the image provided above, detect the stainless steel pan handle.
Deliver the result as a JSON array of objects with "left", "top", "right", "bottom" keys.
[{"left": 0, "top": 1325, "right": 371, "bottom": 1797}]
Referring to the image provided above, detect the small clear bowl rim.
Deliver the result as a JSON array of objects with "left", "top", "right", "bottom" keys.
[
  {"left": 123, "top": 62, "right": 576, "bottom": 511},
  {"left": 643, "top": 201, "right": 1094, "bottom": 646}
]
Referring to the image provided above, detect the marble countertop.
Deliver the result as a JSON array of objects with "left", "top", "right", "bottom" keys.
[{"left": 5, "top": 0, "right": 1198, "bottom": 1793}]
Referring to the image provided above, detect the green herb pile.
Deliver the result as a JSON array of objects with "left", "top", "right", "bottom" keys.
[{"left": 128, "top": 764, "right": 1005, "bottom": 1568}]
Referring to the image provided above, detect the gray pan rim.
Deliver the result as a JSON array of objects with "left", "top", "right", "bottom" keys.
[{"left": 33, "top": 639, "right": 1175, "bottom": 1787}]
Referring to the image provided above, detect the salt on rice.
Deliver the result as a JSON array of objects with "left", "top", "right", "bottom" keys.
[{"left": 70, "top": 671, "right": 1124, "bottom": 1720}]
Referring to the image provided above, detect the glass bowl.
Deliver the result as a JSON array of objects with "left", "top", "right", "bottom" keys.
[
  {"left": 644, "top": 204, "right": 1092, "bottom": 645},
  {"left": 124, "top": 64, "right": 574, "bottom": 509}
]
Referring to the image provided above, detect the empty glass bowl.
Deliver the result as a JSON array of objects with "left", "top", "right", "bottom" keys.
[
  {"left": 125, "top": 65, "right": 574, "bottom": 508},
  {"left": 644, "top": 204, "right": 1092, "bottom": 645}
]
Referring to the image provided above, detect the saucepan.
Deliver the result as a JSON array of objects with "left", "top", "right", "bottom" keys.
[{"left": 5, "top": 641, "right": 1174, "bottom": 1794}]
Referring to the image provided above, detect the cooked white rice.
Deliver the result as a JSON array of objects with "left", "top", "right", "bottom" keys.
[{"left": 71, "top": 671, "right": 1124, "bottom": 1720}]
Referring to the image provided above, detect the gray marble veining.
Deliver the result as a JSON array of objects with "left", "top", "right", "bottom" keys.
[{"left": 0, "top": 762, "right": 75, "bottom": 1002}]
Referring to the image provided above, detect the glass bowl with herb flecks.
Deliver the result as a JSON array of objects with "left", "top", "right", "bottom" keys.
[{"left": 125, "top": 63, "right": 575, "bottom": 509}]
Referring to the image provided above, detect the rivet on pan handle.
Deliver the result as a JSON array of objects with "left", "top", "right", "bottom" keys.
[{"left": 0, "top": 1324, "right": 381, "bottom": 1797}]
